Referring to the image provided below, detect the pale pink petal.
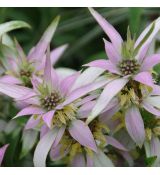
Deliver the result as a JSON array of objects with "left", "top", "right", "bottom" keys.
[
  {"left": 151, "top": 85, "right": 160, "bottom": 96},
  {"left": 42, "top": 110, "right": 55, "bottom": 128},
  {"left": 51, "top": 44, "right": 68, "bottom": 66},
  {"left": 89, "top": 8, "right": 123, "bottom": 53},
  {"left": 106, "top": 136, "right": 128, "bottom": 151},
  {"left": 0, "top": 82, "right": 34, "bottom": 99},
  {"left": 60, "top": 72, "right": 80, "bottom": 96},
  {"left": 59, "top": 79, "right": 111, "bottom": 108},
  {"left": 28, "top": 16, "right": 60, "bottom": 61},
  {"left": 20, "top": 96, "right": 40, "bottom": 106},
  {"left": 100, "top": 103, "right": 120, "bottom": 123},
  {"left": 25, "top": 115, "right": 41, "bottom": 130},
  {"left": 31, "top": 75, "right": 42, "bottom": 92},
  {"left": 50, "top": 144, "right": 70, "bottom": 161},
  {"left": 86, "top": 78, "right": 128, "bottom": 124},
  {"left": 43, "top": 47, "right": 52, "bottom": 88},
  {"left": 125, "top": 106, "right": 145, "bottom": 147},
  {"left": 93, "top": 149, "right": 114, "bottom": 167},
  {"left": 140, "top": 54, "right": 160, "bottom": 71},
  {"left": 85, "top": 60, "right": 121, "bottom": 75},
  {"left": 43, "top": 48, "right": 59, "bottom": 90},
  {"left": 14, "top": 106, "right": 44, "bottom": 119},
  {"left": 77, "top": 101, "right": 96, "bottom": 119},
  {"left": 150, "top": 136, "right": 160, "bottom": 158},
  {"left": 76, "top": 94, "right": 98, "bottom": 107},
  {"left": 145, "top": 96, "right": 160, "bottom": 109},
  {"left": 0, "top": 144, "right": 9, "bottom": 166},
  {"left": 16, "top": 91, "right": 39, "bottom": 106},
  {"left": 55, "top": 68, "right": 77, "bottom": 80},
  {"left": 40, "top": 125, "right": 50, "bottom": 139},
  {"left": 52, "top": 126, "right": 66, "bottom": 148},
  {"left": 134, "top": 72, "right": 154, "bottom": 87},
  {"left": 84, "top": 59, "right": 109, "bottom": 70},
  {"left": 0, "top": 75, "right": 22, "bottom": 84},
  {"left": 104, "top": 39, "right": 121, "bottom": 64},
  {"left": 68, "top": 119, "right": 97, "bottom": 152},
  {"left": 136, "top": 43, "right": 150, "bottom": 63},
  {"left": 33, "top": 128, "right": 59, "bottom": 167},
  {"left": 142, "top": 101, "right": 160, "bottom": 117},
  {"left": 71, "top": 67, "right": 105, "bottom": 91}
]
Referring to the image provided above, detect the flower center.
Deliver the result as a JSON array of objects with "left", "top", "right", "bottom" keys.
[
  {"left": 53, "top": 104, "right": 77, "bottom": 126},
  {"left": 20, "top": 69, "right": 32, "bottom": 77},
  {"left": 41, "top": 92, "right": 61, "bottom": 111},
  {"left": 89, "top": 119, "right": 110, "bottom": 147},
  {"left": 119, "top": 59, "right": 140, "bottom": 76},
  {"left": 60, "top": 131, "right": 93, "bottom": 163},
  {"left": 19, "top": 69, "right": 33, "bottom": 87}
]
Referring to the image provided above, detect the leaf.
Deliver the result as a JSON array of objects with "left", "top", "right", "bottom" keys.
[
  {"left": 20, "top": 130, "right": 38, "bottom": 159},
  {"left": 129, "top": 8, "right": 143, "bottom": 34},
  {"left": 145, "top": 156, "right": 157, "bottom": 167},
  {"left": 0, "top": 20, "right": 31, "bottom": 36}
]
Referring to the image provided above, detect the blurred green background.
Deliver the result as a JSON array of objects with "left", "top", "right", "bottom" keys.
[
  {"left": 1, "top": 7, "right": 160, "bottom": 167},
  {"left": 1, "top": 7, "right": 160, "bottom": 70}
]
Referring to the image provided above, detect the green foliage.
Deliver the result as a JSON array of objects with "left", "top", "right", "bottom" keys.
[
  {"left": 0, "top": 7, "right": 160, "bottom": 167},
  {"left": 145, "top": 156, "right": 157, "bottom": 167}
]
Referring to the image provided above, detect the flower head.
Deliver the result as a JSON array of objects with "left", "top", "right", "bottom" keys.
[
  {"left": 0, "top": 16, "right": 68, "bottom": 88},
  {"left": 49, "top": 118, "right": 128, "bottom": 167},
  {"left": 0, "top": 46, "right": 112, "bottom": 166},
  {"left": 85, "top": 8, "right": 160, "bottom": 124}
]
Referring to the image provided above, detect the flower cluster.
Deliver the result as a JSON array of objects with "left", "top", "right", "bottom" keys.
[{"left": 1, "top": 8, "right": 160, "bottom": 167}]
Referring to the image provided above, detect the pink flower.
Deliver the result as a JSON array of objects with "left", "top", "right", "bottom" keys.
[
  {"left": 0, "top": 144, "right": 9, "bottom": 166},
  {"left": 99, "top": 83, "right": 160, "bottom": 147},
  {"left": 85, "top": 8, "right": 160, "bottom": 124},
  {"left": 0, "top": 47, "right": 110, "bottom": 166},
  {"left": 0, "top": 16, "right": 68, "bottom": 87},
  {"left": 49, "top": 119, "right": 128, "bottom": 167}
]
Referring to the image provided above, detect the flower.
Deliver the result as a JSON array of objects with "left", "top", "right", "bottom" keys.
[
  {"left": 0, "top": 144, "right": 9, "bottom": 166},
  {"left": 85, "top": 8, "right": 160, "bottom": 124},
  {"left": 49, "top": 119, "right": 128, "bottom": 167},
  {"left": 0, "top": 46, "right": 110, "bottom": 166},
  {"left": 99, "top": 81, "right": 160, "bottom": 147},
  {"left": 0, "top": 16, "right": 68, "bottom": 88}
]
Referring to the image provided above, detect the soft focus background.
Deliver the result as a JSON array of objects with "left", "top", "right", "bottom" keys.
[
  {"left": 1, "top": 7, "right": 160, "bottom": 70},
  {"left": 0, "top": 7, "right": 160, "bottom": 167}
]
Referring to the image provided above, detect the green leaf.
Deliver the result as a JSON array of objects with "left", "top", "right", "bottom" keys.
[
  {"left": 0, "top": 20, "right": 31, "bottom": 36},
  {"left": 129, "top": 8, "right": 143, "bottom": 34},
  {"left": 145, "top": 156, "right": 157, "bottom": 167},
  {"left": 20, "top": 130, "right": 38, "bottom": 159}
]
